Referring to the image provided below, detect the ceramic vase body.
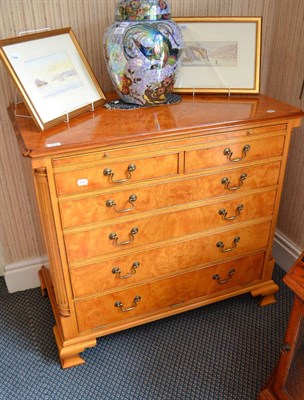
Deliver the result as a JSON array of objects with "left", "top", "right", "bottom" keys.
[{"left": 103, "top": 0, "right": 183, "bottom": 105}]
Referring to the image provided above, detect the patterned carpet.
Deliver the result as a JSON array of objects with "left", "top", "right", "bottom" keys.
[{"left": 0, "top": 265, "right": 293, "bottom": 400}]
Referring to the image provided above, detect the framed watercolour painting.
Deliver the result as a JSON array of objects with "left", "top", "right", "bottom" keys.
[
  {"left": 0, "top": 28, "right": 106, "bottom": 130},
  {"left": 174, "top": 17, "right": 262, "bottom": 94}
]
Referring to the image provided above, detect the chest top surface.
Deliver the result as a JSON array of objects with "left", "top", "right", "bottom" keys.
[{"left": 9, "top": 94, "right": 304, "bottom": 158}]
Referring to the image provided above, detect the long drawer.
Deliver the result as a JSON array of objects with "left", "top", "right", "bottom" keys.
[
  {"left": 64, "top": 186, "right": 274, "bottom": 262},
  {"left": 74, "top": 252, "right": 265, "bottom": 332},
  {"left": 54, "top": 153, "right": 179, "bottom": 196},
  {"left": 60, "top": 159, "right": 280, "bottom": 231},
  {"left": 69, "top": 222, "right": 271, "bottom": 297},
  {"left": 59, "top": 169, "right": 278, "bottom": 227}
]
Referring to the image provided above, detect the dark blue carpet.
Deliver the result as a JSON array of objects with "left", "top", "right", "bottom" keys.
[{"left": 0, "top": 265, "right": 293, "bottom": 400}]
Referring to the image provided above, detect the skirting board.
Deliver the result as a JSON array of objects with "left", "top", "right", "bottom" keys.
[
  {"left": 3, "top": 229, "right": 302, "bottom": 292},
  {"left": 4, "top": 256, "right": 48, "bottom": 293},
  {"left": 272, "top": 229, "right": 302, "bottom": 272}
]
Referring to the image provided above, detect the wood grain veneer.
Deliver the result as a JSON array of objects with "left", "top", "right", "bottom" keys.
[
  {"left": 1, "top": 0, "right": 303, "bottom": 274},
  {"left": 9, "top": 92, "right": 303, "bottom": 368}
]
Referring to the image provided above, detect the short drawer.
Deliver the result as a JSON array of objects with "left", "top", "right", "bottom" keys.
[
  {"left": 54, "top": 153, "right": 179, "bottom": 196},
  {"left": 185, "top": 135, "right": 285, "bottom": 173},
  {"left": 59, "top": 161, "right": 280, "bottom": 229},
  {"left": 74, "top": 252, "right": 265, "bottom": 331}
]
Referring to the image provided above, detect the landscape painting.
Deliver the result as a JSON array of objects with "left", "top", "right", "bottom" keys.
[
  {"left": 24, "top": 51, "right": 83, "bottom": 99},
  {"left": 181, "top": 41, "right": 238, "bottom": 67}
]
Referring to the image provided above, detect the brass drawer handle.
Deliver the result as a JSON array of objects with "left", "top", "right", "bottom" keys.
[
  {"left": 109, "top": 227, "right": 138, "bottom": 246},
  {"left": 103, "top": 164, "right": 136, "bottom": 183},
  {"left": 221, "top": 173, "right": 247, "bottom": 191},
  {"left": 115, "top": 296, "right": 141, "bottom": 312},
  {"left": 219, "top": 204, "right": 244, "bottom": 221},
  {"left": 106, "top": 194, "right": 137, "bottom": 213},
  {"left": 223, "top": 144, "right": 250, "bottom": 162},
  {"left": 112, "top": 261, "right": 140, "bottom": 279},
  {"left": 216, "top": 236, "right": 240, "bottom": 252},
  {"left": 213, "top": 269, "right": 235, "bottom": 284}
]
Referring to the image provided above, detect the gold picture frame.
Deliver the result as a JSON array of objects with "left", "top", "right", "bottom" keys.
[
  {"left": 174, "top": 17, "right": 262, "bottom": 94},
  {"left": 0, "top": 27, "right": 106, "bottom": 130}
]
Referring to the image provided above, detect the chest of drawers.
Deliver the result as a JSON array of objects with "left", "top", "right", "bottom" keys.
[{"left": 10, "top": 94, "right": 303, "bottom": 368}]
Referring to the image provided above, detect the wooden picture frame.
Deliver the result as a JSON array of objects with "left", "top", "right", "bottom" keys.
[
  {"left": 174, "top": 17, "right": 262, "bottom": 94},
  {"left": 0, "top": 27, "right": 106, "bottom": 130}
]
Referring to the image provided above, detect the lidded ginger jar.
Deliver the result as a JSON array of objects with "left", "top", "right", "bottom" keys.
[{"left": 103, "top": 0, "right": 183, "bottom": 105}]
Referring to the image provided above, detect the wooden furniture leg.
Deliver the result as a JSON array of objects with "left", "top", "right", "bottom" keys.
[
  {"left": 38, "top": 266, "right": 49, "bottom": 298},
  {"left": 251, "top": 281, "right": 279, "bottom": 307},
  {"left": 53, "top": 326, "right": 97, "bottom": 369},
  {"left": 39, "top": 266, "right": 97, "bottom": 367}
]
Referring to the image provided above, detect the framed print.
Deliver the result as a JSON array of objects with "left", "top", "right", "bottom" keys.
[
  {"left": 174, "top": 17, "right": 261, "bottom": 94},
  {"left": 0, "top": 28, "right": 106, "bottom": 130}
]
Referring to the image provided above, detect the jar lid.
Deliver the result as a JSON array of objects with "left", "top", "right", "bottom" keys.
[{"left": 115, "top": 0, "right": 171, "bottom": 21}]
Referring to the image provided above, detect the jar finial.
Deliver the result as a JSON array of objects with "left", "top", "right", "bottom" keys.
[{"left": 115, "top": 0, "right": 171, "bottom": 21}]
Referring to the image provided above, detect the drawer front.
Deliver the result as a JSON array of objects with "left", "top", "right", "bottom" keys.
[
  {"left": 70, "top": 221, "right": 271, "bottom": 295},
  {"left": 52, "top": 124, "right": 287, "bottom": 168},
  {"left": 65, "top": 189, "right": 275, "bottom": 263},
  {"left": 54, "top": 153, "right": 179, "bottom": 196},
  {"left": 51, "top": 124, "right": 286, "bottom": 168},
  {"left": 185, "top": 135, "right": 285, "bottom": 173},
  {"left": 75, "top": 252, "right": 265, "bottom": 331},
  {"left": 59, "top": 161, "right": 280, "bottom": 229}
]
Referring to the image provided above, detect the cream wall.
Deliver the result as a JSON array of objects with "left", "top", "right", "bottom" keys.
[{"left": 0, "top": 0, "right": 303, "bottom": 277}]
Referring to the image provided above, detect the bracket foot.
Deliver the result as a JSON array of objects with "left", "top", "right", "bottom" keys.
[
  {"left": 251, "top": 281, "right": 279, "bottom": 307},
  {"left": 53, "top": 325, "right": 97, "bottom": 368}
]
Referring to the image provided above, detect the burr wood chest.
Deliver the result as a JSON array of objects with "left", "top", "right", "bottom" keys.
[{"left": 10, "top": 94, "right": 303, "bottom": 368}]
